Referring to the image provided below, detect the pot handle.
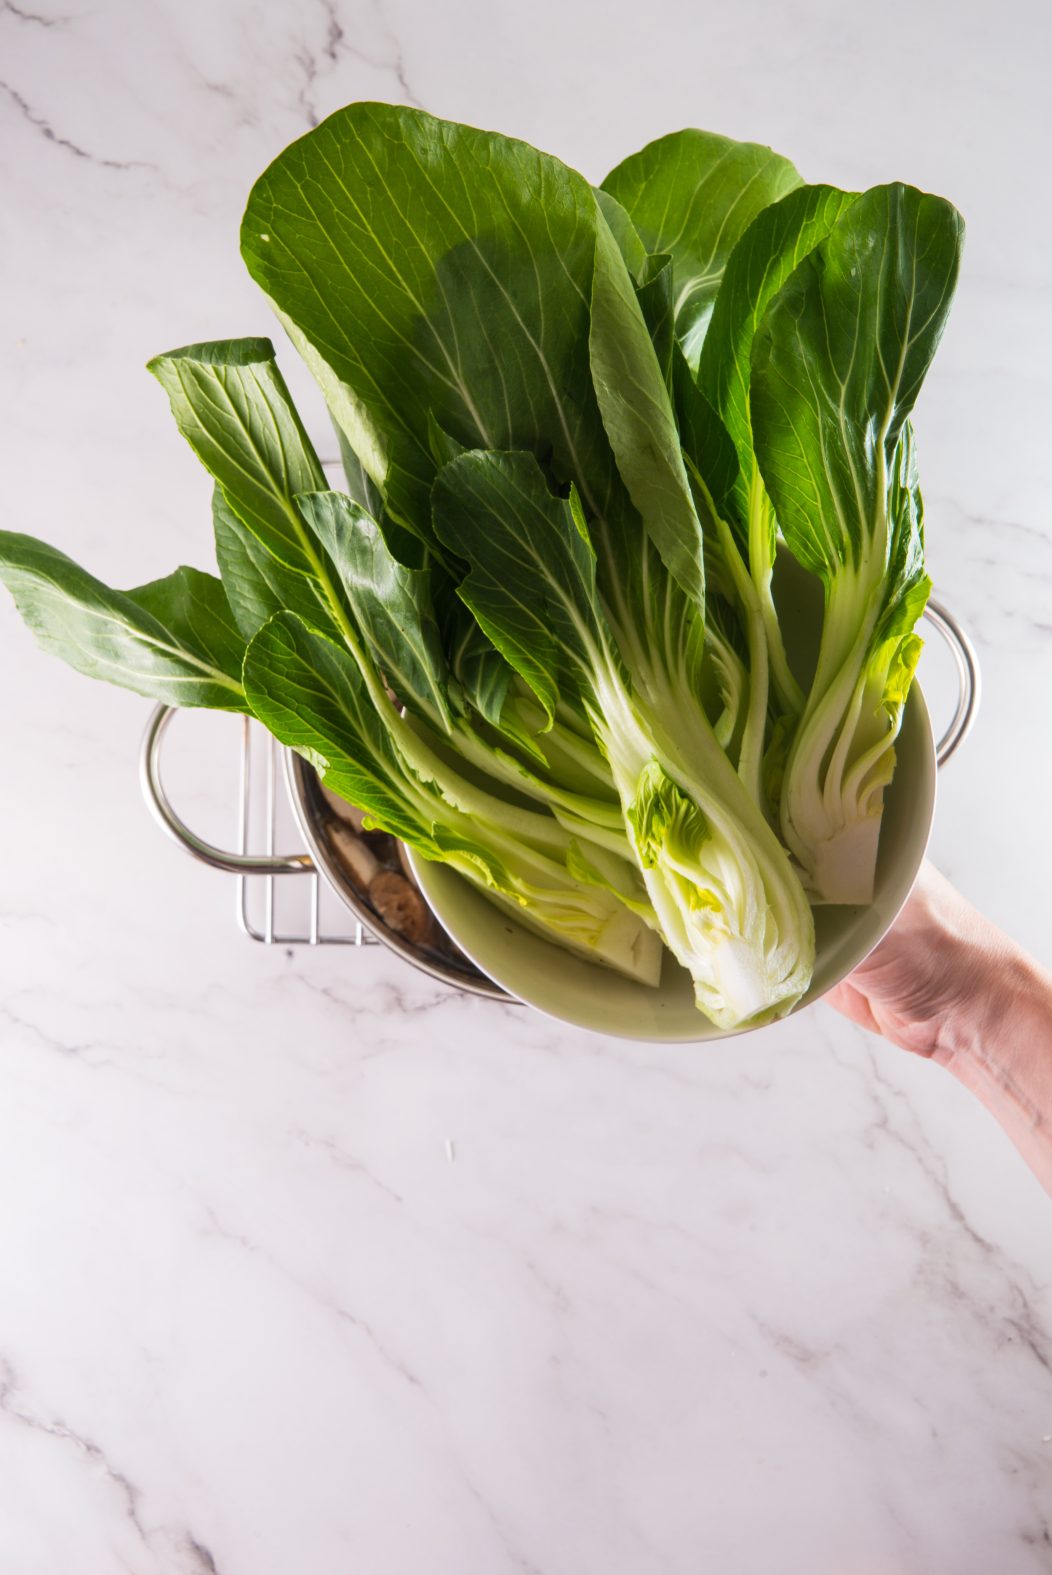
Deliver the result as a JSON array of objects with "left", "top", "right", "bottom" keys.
[
  {"left": 920, "top": 598, "right": 981, "bottom": 768},
  {"left": 140, "top": 704, "right": 315, "bottom": 875}
]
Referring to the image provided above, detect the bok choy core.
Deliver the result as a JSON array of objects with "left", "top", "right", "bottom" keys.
[{"left": 0, "top": 103, "right": 964, "bottom": 1029}]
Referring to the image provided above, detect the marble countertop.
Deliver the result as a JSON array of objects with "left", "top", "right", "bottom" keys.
[{"left": 2, "top": 0, "right": 1051, "bottom": 1569}]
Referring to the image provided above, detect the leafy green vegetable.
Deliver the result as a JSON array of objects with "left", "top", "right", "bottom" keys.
[
  {"left": 240, "top": 103, "right": 616, "bottom": 557},
  {"left": 0, "top": 104, "right": 964, "bottom": 1029},
  {"left": 299, "top": 489, "right": 453, "bottom": 731},
  {"left": 589, "top": 209, "right": 706, "bottom": 617},
  {"left": 750, "top": 184, "right": 962, "bottom": 901},
  {"left": 601, "top": 129, "right": 801, "bottom": 370},
  {"left": 613, "top": 155, "right": 962, "bottom": 903},
  {"left": 696, "top": 183, "right": 860, "bottom": 714},
  {"left": 0, "top": 539, "right": 247, "bottom": 710}
]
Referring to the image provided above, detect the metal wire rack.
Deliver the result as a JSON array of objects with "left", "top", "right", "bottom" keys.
[
  {"left": 142, "top": 704, "right": 509, "bottom": 997},
  {"left": 235, "top": 716, "right": 373, "bottom": 948}
]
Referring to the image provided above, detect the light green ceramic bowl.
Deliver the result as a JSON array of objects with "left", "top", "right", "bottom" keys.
[{"left": 407, "top": 556, "right": 947, "bottom": 1042}]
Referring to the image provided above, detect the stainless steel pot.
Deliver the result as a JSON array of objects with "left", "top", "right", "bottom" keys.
[{"left": 140, "top": 706, "right": 510, "bottom": 1000}]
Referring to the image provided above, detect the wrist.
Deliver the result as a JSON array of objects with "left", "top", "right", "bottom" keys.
[
  {"left": 935, "top": 946, "right": 1037, "bottom": 1071},
  {"left": 936, "top": 946, "right": 1052, "bottom": 1133}
]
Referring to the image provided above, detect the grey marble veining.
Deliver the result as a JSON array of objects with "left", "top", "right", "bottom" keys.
[{"left": 1, "top": 0, "right": 1051, "bottom": 1570}]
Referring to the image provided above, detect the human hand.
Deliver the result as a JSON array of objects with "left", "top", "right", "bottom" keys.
[
  {"left": 827, "top": 860, "right": 1052, "bottom": 1194},
  {"left": 824, "top": 860, "right": 1019, "bottom": 1060}
]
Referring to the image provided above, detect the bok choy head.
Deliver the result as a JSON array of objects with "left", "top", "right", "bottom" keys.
[
  {"left": 748, "top": 184, "right": 962, "bottom": 902},
  {"left": 609, "top": 146, "right": 963, "bottom": 905}
]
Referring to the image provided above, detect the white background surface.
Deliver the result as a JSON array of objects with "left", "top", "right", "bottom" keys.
[{"left": 2, "top": 0, "right": 1051, "bottom": 1570}]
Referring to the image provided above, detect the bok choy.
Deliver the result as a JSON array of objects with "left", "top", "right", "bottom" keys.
[{"left": 0, "top": 103, "right": 963, "bottom": 1027}]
